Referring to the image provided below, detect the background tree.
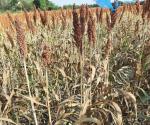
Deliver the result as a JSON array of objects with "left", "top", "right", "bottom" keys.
[
  {"left": 9, "top": 0, "right": 33, "bottom": 11},
  {"left": 39, "top": 0, "right": 47, "bottom": 9},
  {"left": 47, "top": 1, "right": 59, "bottom": 10},
  {"left": 0, "top": 0, "right": 11, "bottom": 10},
  {"left": 33, "top": 0, "right": 40, "bottom": 9},
  {"left": 33, "top": 0, "right": 58, "bottom": 10},
  {"left": 0, "top": 0, "right": 59, "bottom": 12}
]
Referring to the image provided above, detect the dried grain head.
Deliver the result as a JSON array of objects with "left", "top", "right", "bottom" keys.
[
  {"left": 33, "top": 6, "right": 38, "bottom": 24},
  {"left": 87, "top": 11, "right": 96, "bottom": 45},
  {"left": 110, "top": 8, "right": 120, "bottom": 30},
  {"left": 6, "top": 12, "right": 15, "bottom": 31},
  {"left": 7, "top": 12, "right": 14, "bottom": 25},
  {"left": 142, "top": 0, "right": 150, "bottom": 19},
  {"left": 38, "top": 9, "right": 47, "bottom": 26},
  {"left": 148, "top": 11, "right": 150, "bottom": 21},
  {"left": 80, "top": 4, "right": 86, "bottom": 35},
  {"left": 61, "top": 8, "right": 66, "bottom": 19},
  {"left": 24, "top": 9, "right": 31, "bottom": 29},
  {"left": 106, "top": 8, "right": 120, "bottom": 32},
  {"left": 24, "top": 9, "right": 35, "bottom": 33},
  {"left": 51, "top": 14, "right": 56, "bottom": 29},
  {"left": 61, "top": 8, "right": 67, "bottom": 30},
  {"left": 99, "top": 8, "right": 104, "bottom": 24},
  {"left": 96, "top": 8, "right": 100, "bottom": 23},
  {"left": 14, "top": 18, "right": 27, "bottom": 59},
  {"left": 73, "top": 4, "right": 83, "bottom": 54},
  {"left": 41, "top": 44, "right": 51, "bottom": 66},
  {"left": 118, "top": 5, "right": 126, "bottom": 23},
  {"left": 106, "top": 12, "right": 111, "bottom": 31},
  {"left": 104, "top": 37, "right": 113, "bottom": 59},
  {"left": 43, "top": 10, "right": 48, "bottom": 25},
  {"left": 136, "top": 0, "right": 140, "bottom": 15},
  {"left": 134, "top": 20, "right": 140, "bottom": 35},
  {"left": 128, "top": 4, "right": 133, "bottom": 13},
  {"left": 85, "top": 4, "right": 89, "bottom": 22},
  {"left": 6, "top": 31, "right": 15, "bottom": 48}
]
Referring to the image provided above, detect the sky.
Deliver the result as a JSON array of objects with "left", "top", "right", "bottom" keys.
[{"left": 50, "top": 0, "right": 143, "bottom": 7}]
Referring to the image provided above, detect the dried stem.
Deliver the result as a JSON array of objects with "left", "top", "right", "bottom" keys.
[
  {"left": 45, "top": 68, "right": 52, "bottom": 125},
  {"left": 23, "top": 59, "right": 38, "bottom": 125}
]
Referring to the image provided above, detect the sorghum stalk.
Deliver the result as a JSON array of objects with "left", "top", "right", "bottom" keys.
[
  {"left": 15, "top": 18, "right": 38, "bottom": 125},
  {"left": 41, "top": 43, "right": 52, "bottom": 124},
  {"left": 73, "top": 4, "right": 84, "bottom": 103},
  {"left": 72, "top": 4, "right": 83, "bottom": 54}
]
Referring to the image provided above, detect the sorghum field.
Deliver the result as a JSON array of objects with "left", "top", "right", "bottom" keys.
[{"left": 0, "top": 1, "right": 150, "bottom": 125}]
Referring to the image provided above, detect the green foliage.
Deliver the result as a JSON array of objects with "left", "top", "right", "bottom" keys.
[
  {"left": 1, "top": 0, "right": 18, "bottom": 11},
  {"left": 0, "top": 0, "right": 11, "bottom": 10},
  {"left": 32, "top": 0, "right": 59, "bottom": 10},
  {"left": 33, "top": 0, "right": 40, "bottom": 9},
  {"left": 0, "top": 0, "right": 34, "bottom": 11},
  {"left": 63, "top": 5, "right": 73, "bottom": 9},
  {"left": 39, "top": 0, "right": 47, "bottom": 9},
  {"left": 47, "top": 1, "right": 59, "bottom": 10},
  {"left": 89, "top": 4, "right": 99, "bottom": 8},
  {"left": 21, "top": 0, "right": 34, "bottom": 10}
]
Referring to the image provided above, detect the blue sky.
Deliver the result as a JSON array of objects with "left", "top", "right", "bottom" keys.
[{"left": 50, "top": 0, "right": 142, "bottom": 6}]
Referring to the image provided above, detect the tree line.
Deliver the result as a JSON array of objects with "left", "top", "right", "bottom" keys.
[
  {"left": 0, "top": 0, "right": 100, "bottom": 12},
  {"left": 0, "top": 0, "right": 59, "bottom": 11}
]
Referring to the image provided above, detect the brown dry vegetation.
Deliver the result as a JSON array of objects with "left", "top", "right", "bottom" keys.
[{"left": 0, "top": 2, "right": 150, "bottom": 125}]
